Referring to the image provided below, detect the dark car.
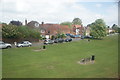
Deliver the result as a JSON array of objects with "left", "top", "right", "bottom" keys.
[
  {"left": 65, "top": 38, "right": 72, "bottom": 42},
  {"left": 81, "top": 36, "right": 85, "bottom": 39},
  {"left": 69, "top": 35, "right": 75, "bottom": 38},
  {"left": 74, "top": 35, "right": 81, "bottom": 38},
  {"left": 54, "top": 38, "right": 64, "bottom": 43},
  {"left": 84, "top": 36, "right": 93, "bottom": 39},
  {"left": 66, "top": 34, "right": 75, "bottom": 38},
  {"left": 66, "top": 33, "right": 71, "bottom": 36}
]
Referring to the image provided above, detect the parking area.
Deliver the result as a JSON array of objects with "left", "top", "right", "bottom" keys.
[{"left": 10, "top": 38, "right": 82, "bottom": 48}]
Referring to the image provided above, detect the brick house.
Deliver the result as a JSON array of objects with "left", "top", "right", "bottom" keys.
[
  {"left": 72, "top": 25, "right": 84, "bottom": 35},
  {"left": 27, "top": 21, "right": 40, "bottom": 28},
  {"left": 39, "top": 22, "right": 84, "bottom": 37},
  {"left": 106, "top": 28, "right": 115, "bottom": 34},
  {"left": 26, "top": 21, "right": 84, "bottom": 38},
  {"left": 39, "top": 23, "right": 71, "bottom": 38},
  {"left": 85, "top": 26, "right": 91, "bottom": 36}
]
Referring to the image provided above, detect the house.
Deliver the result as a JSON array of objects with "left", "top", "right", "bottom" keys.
[
  {"left": 85, "top": 26, "right": 91, "bottom": 36},
  {"left": 9, "top": 20, "right": 22, "bottom": 26},
  {"left": 72, "top": 25, "right": 84, "bottom": 35},
  {"left": 39, "top": 22, "right": 84, "bottom": 37},
  {"left": 26, "top": 20, "right": 84, "bottom": 38},
  {"left": 106, "top": 28, "right": 115, "bottom": 34},
  {"left": 27, "top": 21, "right": 40, "bottom": 28},
  {"left": 39, "top": 22, "right": 71, "bottom": 38}
]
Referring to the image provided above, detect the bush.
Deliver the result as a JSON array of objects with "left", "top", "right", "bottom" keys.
[
  {"left": 2, "top": 24, "right": 21, "bottom": 38},
  {"left": 2, "top": 24, "right": 41, "bottom": 39}
]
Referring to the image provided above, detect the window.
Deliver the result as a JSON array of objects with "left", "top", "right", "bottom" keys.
[
  {"left": 35, "top": 23, "right": 39, "bottom": 27},
  {"left": 41, "top": 29, "right": 45, "bottom": 33}
]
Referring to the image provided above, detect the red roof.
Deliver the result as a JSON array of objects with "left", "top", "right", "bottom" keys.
[
  {"left": 40, "top": 24, "right": 71, "bottom": 35},
  {"left": 39, "top": 23, "right": 84, "bottom": 35},
  {"left": 72, "top": 25, "right": 82, "bottom": 28}
]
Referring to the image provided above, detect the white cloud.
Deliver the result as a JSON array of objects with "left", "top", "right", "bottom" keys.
[
  {"left": 0, "top": 0, "right": 118, "bottom": 26},
  {"left": 95, "top": 4, "right": 102, "bottom": 7}
]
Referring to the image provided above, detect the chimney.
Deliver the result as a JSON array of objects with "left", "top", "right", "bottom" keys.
[
  {"left": 25, "top": 19, "right": 27, "bottom": 25},
  {"left": 42, "top": 22, "right": 44, "bottom": 25}
]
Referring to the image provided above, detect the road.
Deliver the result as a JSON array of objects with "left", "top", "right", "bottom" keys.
[{"left": 11, "top": 38, "right": 82, "bottom": 48}]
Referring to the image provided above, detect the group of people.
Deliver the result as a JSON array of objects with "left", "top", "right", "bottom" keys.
[{"left": 80, "top": 55, "right": 95, "bottom": 64}]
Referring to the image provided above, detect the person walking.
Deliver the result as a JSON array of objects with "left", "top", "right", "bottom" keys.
[{"left": 14, "top": 42, "right": 17, "bottom": 47}]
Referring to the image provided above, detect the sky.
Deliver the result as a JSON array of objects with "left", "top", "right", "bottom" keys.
[{"left": 0, "top": 0, "right": 119, "bottom": 26}]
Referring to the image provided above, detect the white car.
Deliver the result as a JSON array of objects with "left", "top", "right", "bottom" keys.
[
  {"left": 16, "top": 41, "right": 32, "bottom": 47},
  {"left": 44, "top": 39, "right": 54, "bottom": 45},
  {"left": 0, "top": 41, "right": 12, "bottom": 49}
]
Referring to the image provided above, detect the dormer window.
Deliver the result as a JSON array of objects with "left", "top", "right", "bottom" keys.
[
  {"left": 41, "top": 29, "right": 45, "bottom": 33},
  {"left": 35, "top": 23, "right": 39, "bottom": 27}
]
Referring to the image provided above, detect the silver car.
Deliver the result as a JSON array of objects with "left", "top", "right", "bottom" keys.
[
  {"left": 0, "top": 41, "right": 12, "bottom": 49},
  {"left": 16, "top": 41, "right": 32, "bottom": 47}
]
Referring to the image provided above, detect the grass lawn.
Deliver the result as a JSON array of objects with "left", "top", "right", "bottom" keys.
[{"left": 2, "top": 35, "right": 118, "bottom": 78}]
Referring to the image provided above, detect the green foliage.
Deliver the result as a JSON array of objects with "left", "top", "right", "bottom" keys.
[
  {"left": 72, "top": 18, "right": 82, "bottom": 25},
  {"left": 3, "top": 35, "right": 118, "bottom": 78},
  {"left": 51, "top": 35, "right": 56, "bottom": 40},
  {"left": 60, "top": 22, "right": 72, "bottom": 28},
  {"left": 2, "top": 24, "right": 21, "bottom": 38},
  {"left": 60, "top": 34, "right": 66, "bottom": 38},
  {"left": 118, "top": 28, "right": 120, "bottom": 33},
  {"left": 56, "top": 33, "right": 66, "bottom": 38},
  {"left": 2, "top": 24, "right": 41, "bottom": 39},
  {"left": 29, "top": 29, "right": 40, "bottom": 39},
  {"left": 18, "top": 26, "right": 30, "bottom": 38},
  {"left": 89, "top": 19, "right": 107, "bottom": 39}
]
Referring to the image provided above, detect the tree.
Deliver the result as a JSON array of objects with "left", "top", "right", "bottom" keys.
[
  {"left": 2, "top": 24, "right": 20, "bottom": 38},
  {"left": 72, "top": 18, "right": 82, "bottom": 25},
  {"left": 89, "top": 19, "right": 107, "bottom": 39},
  {"left": 60, "top": 22, "right": 72, "bottom": 26},
  {"left": 18, "top": 26, "right": 41, "bottom": 39},
  {"left": 56, "top": 33, "right": 66, "bottom": 38},
  {"left": 51, "top": 35, "right": 56, "bottom": 40},
  {"left": 112, "top": 24, "right": 119, "bottom": 32},
  {"left": 2, "top": 24, "right": 41, "bottom": 39},
  {"left": 118, "top": 28, "right": 120, "bottom": 33},
  {"left": 60, "top": 21, "right": 72, "bottom": 33}
]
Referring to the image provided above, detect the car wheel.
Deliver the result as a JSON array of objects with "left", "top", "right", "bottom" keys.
[
  {"left": 7, "top": 46, "right": 11, "bottom": 48},
  {"left": 29, "top": 45, "right": 31, "bottom": 47}
]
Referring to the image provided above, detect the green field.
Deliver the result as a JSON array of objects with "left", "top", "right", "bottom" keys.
[{"left": 2, "top": 35, "right": 118, "bottom": 78}]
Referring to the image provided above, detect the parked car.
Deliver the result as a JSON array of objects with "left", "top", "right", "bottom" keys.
[
  {"left": 16, "top": 41, "right": 32, "bottom": 47},
  {"left": 74, "top": 35, "right": 81, "bottom": 38},
  {"left": 66, "top": 33, "right": 72, "bottom": 36},
  {"left": 54, "top": 38, "right": 64, "bottom": 43},
  {"left": 0, "top": 41, "right": 12, "bottom": 49},
  {"left": 84, "top": 36, "right": 93, "bottom": 39},
  {"left": 65, "top": 38, "right": 72, "bottom": 42},
  {"left": 69, "top": 34, "right": 81, "bottom": 38},
  {"left": 81, "top": 36, "right": 85, "bottom": 39},
  {"left": 44, "top": 40, "right": 54, "bottom": 45}
]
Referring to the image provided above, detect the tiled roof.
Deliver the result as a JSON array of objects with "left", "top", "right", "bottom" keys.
[
  {"left": 40, "top": 24, "right": 71, "bottom": 35},
  {"left": 27, "top": 21, "right": 40, "bottom": 28}
]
